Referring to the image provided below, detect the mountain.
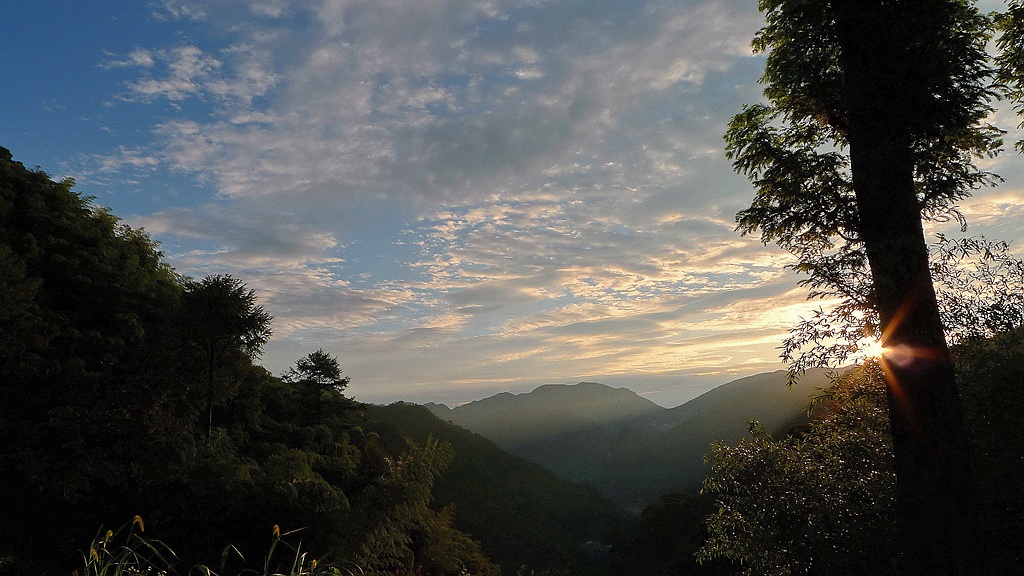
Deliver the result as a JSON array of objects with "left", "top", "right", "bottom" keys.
[
  {"left": 426, "top": 369, "right": 834, "bottom": 509},
  {"left": 426, "top": 381, "right": 667, "bottom": 444},
  {"left": 366, "top": 402, "right": 635, "bottom": 573}
]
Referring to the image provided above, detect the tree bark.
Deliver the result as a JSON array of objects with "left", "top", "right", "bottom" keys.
[{"left": 834, "top": 3, "right": 974, "bottom": 574}]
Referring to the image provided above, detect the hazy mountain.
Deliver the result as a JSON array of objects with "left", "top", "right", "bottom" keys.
[
  {"left": 426, "top": 369, "right": 834, "bottom": 509},
  {"left": 426, "top": 381, "right": 666, "bottom": 444},
  {"left": 366, "top": 402, "right": 635, "bottom": 573}
]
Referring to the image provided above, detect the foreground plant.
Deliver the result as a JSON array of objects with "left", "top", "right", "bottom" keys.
[
  {"left": 76, "top": 516, "right": 176, "bottom": 576},
  {"left": 73, "top": 518, "right": 356, "bottom": 576},
  {"left": 699, "top": 365, "right": 897, "bottom": 575}
]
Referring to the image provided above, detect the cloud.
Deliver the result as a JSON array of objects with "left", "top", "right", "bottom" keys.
[
  {"left": 123, "top": 46, "right": 223, "bottom": 101},
  {"left": 94, "top": 146, "right": 161, "bottom": 173},
  {"left": 105, "top": 0, "right": 763, "bottom": 204},
  {"left": 102, "top": 48, "right": 157, "bottom": 68},
  {"left": 88, "top": 0, "right": 862, "bottom": 404}
]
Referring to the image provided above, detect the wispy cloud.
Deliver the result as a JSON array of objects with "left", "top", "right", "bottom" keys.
[{"left": 67, "top": 0, "right": 1022, "bottom": 406}]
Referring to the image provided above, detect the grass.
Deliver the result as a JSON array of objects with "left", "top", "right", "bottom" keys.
[{"left": 72, "top": 517, "right": 359, "bottom": 576}]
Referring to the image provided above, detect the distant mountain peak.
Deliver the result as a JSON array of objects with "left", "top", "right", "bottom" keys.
[
  {"left": 422, "top": 401, "right": 451, "bottom": 414},
  {"left": 420, "top": 369, "right": 834, "bottom": 509}
]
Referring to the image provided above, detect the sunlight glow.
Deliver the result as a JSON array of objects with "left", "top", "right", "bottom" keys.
[{"left": 860, "top": 339, "right": 889, "bottom": 359}]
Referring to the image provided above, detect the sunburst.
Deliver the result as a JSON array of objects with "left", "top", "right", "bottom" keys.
[{"left": 860, "top": 338, "right": 888, "bottom": 359}]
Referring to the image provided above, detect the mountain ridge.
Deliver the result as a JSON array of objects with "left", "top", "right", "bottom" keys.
[{"left": 424, "top": 369, "right": 834, "bottom": 508}]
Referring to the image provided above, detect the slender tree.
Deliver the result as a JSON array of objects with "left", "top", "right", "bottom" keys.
[
  {"left": 181, "top": 274, "right": 272, "bottom": 438},
  {"left": 726, "top": 1, "right": 1001, "bottom": 573}
]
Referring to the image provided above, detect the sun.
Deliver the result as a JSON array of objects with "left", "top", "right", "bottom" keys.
[{"left": 860, "top": 339, "right": 888, "bottom": 358}]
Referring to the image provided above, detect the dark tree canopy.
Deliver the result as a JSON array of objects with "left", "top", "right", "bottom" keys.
[
  {"left": 730, "top": 1, "right": 1000, "bottom": 334},
  {"left": 181, "top": 273, "right": 272, "bottom": 437},
  {"left": 700, "top": 364, "right": 897, "bottom": 575},
  {"left": 0, "top": 146, "right": 499, "bottom": 576},
  {"left": 284, "top": 348, "right": 351, "bottom": 394},
  {"left": 182, "top": 273, "right": 273, "bottom": 361},
  {"left": 726, "top": 2, "right": 1004, "bottom": 574}
]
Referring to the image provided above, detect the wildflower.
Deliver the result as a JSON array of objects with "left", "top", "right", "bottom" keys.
[
  {"left": 133, "top": 514, "right": 145, "bottom": 532},
  {"left": 273, "top": 524, "right": 281, "bottom": 538}
]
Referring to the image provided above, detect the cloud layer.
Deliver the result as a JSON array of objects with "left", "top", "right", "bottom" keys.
[{"left": 40, "top": 0, "right": 1024, "bottom": 406}]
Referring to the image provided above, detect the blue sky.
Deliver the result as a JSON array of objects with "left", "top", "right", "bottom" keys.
[{"left": 3, "top": 0, "right": 1022, "bottom": 407}]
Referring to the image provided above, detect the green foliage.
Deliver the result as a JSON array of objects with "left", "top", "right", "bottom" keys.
[
  {"left": 953, "top": 326, "right": 1024, "bottom": 572},
  {"left": 732, "top": 7, "right": 1004, "bottom": 569},
  {"left": 180, "top": 274, "right": 273, "bottom": 437},
  {"left": 781, "top": 235, "right": 1024, "bottom": 375},
  {"left": 284, "top": 349, "right": 351, "bottom": 395},
  {"left": 0, "top": 146, "right": 499, "bottom": 576},
  {"left": 933, "top": 235, "right": 1024, "bottom": 343},
  {"left": 727, "top": 1, "right": 1001, "bottom": 375},
  {"left": 74, "top": 518, "right": 360, "bottom": 576},
  {"left": 698, "top": 365, "right": 898, "bottom": 575},
  {"left": 182, "top": 274, "right": 273, "bottom": 362},
  {"left": 996, "top": 1, "right": 1024, "bottom": 151},
  {"left": 697, "top": 325, "right": 1024, "bottom": 574},
  {"left": 1, "top": 146, "right": 188, "bottom": 573},
  {"left": 77, "top": 520, "right": 179, "bottom": 576},
  {"left": 343, "top": 436, "right": 499, "bottom": 576}
]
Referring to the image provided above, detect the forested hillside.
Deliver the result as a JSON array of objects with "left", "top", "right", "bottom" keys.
[
  {"left": 0, "top": 146, "right": 499, "bottom": 576},
  {"left": 368, "top": 403, "right": 634, "bottom": 573}
]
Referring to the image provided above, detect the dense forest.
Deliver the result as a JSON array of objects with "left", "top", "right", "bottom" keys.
[{"left": 0, "top": 146, "right": 501, "bottom": 575}]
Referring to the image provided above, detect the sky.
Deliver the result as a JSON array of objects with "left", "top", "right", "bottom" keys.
[{"left": 3, "top": 0, "right": 1022, "bottom": 408}]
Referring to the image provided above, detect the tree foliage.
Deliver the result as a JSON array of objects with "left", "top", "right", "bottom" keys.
[
  {"left": 699, "top": 322, "right": 1024, "bottom": 575},
  {"left": 284, "top": 349, "right": 351, "bottom": 395},
  {"left": 996, "top": 1, "right": 1024, "bottom": 150},
  {"left": 781, "top": 235, "right": 1024, "bottom": 374},
  {"left": 0, "top": 146, "right": 498, "bottom": 576},
  {"left": 181, "top": 274, "right": 273, "bottom": 437},
  {"left": 699, "top": 365, "right": 896, "bottom": 575},
  {"left": 727, "top": 3, "right": 1007, "bottom": 572},
  {"left": 728, "top": 3, "right": 1001, "bottom": 372}
]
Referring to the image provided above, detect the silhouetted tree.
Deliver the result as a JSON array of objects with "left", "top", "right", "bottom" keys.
[
  {"left": 726, "top": 2, "right": 1001, "bottom": 573},
  {"left": 181, "top": 274, "right": 272, "bottom": 438},
  {"left": 284, "top": 348, "right": 351, "bottom": 394}
]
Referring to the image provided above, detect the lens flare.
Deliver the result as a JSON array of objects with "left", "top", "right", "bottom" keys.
[{"left": 860, "top": 339, "right": 888, "bottom": 358}]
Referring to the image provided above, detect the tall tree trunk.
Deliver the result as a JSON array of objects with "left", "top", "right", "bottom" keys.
[
  {"left": 206, "top": 346, "right": 216, "bottom": 440},
  {"left": 835, "top": 4, "right": 974, "bottom": 574}
]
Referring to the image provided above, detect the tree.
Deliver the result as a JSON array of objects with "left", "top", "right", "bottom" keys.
[
  {"left": 996, "top": 1, "right": 1024, "bottom": 151},
  {"left": 699, "top": 365, "right": 898, "bottom": 575},
  {"left": 613, "top": 489, "right": 732, "bottom": 576},
  {"left": 726, "top": 2, "right": 1001, "bottom": 573},
  {"left": 284, "top": 348, "right": 351, "bottom": 395},
  {"left": 282, "top": 349, "right": 358, "bottom": 426},
  {"left": 0, "top": 146, "right": 497, "bottom": 575},
  {"left": 0, "top": 146, "right": 188, "bottom": 573},
  {"left": 181, "top": 274, "right": 272, "bottom": 438},
  {"left": 781, "top": 235, "right": 1024, "bottom": 375},
  {"left": 345, "top": 437, "right": 500, "bottom": 576},
  {"left": 698, "top": 320, "right": 1024, "bottom": 575}
]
